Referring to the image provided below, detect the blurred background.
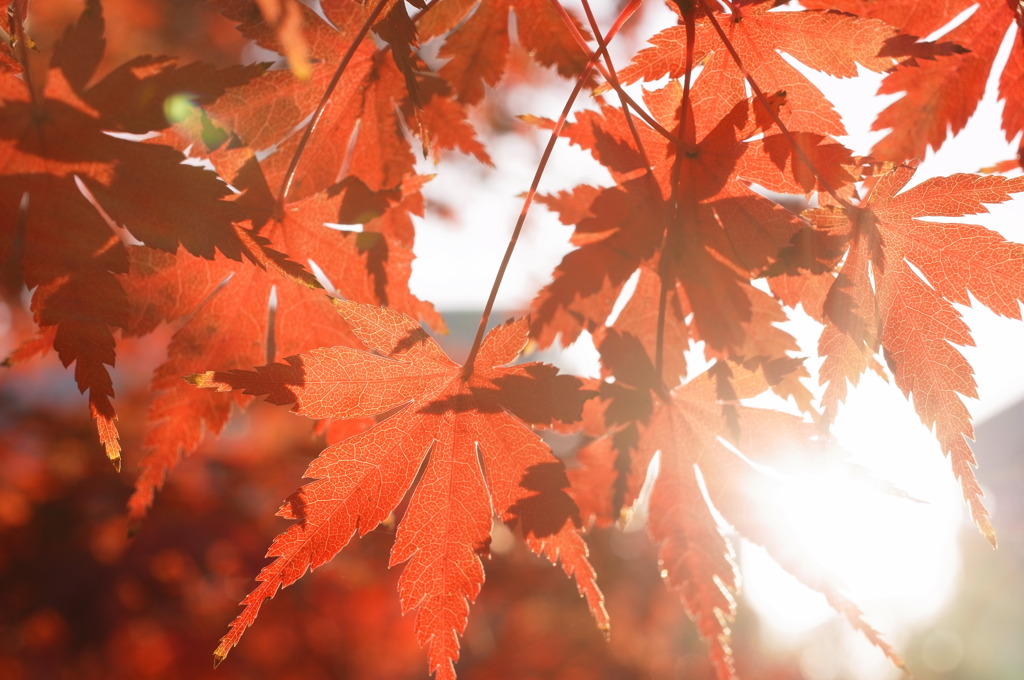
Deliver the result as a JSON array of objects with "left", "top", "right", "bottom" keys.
[
  {"left": 3, "top": 1, "right": 1023, "bottom": 679},
  {"left": 2, "top": 308, "right": 1023, "bottom": 680}
]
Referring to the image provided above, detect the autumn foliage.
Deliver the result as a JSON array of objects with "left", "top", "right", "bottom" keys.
[{"left": 2, "top": 1, "right": 1023, "bottom": 679}]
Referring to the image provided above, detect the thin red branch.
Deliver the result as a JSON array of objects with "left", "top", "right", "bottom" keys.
[
  {"left": 549, "top": 1, "right": 684, "bottom": 146},
  {"left": 657, "top": 6, "right": 697, "bottom": 388},
  {"left": 276, "top": 0, "right": 390, "bottom": 209},
  {"left": 579, "top": 0, "right": 649, "bottom": 167},
  {"left": 462, "top": 3, "right": 639, "bottom": 376}
]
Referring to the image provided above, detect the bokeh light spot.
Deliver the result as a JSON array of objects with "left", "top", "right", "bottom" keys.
[{"left": 163, "top": 92, "right": 198, "bottom": 124}]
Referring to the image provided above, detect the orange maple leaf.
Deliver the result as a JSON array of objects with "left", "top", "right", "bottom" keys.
[
  {"left": 619, "top": 2, "right": 898, "bottom": 136},
  {"left": 418, "top": 0, "right": 592, "bottom": 105},
  {"left": 802, "top": 0, "right": 1024, "bottom": 163},
  {"left": 814, "top": 163, "right": 1024, "bottom": 545},
  {"left": 192, "top": 300, "right": 607, "bottom": 680},
  {"left": 210, "top": 0, "right": 487, "bottom": 202},
  {"left": 529, "top": 83, "right": 831, "bottom": 401}
]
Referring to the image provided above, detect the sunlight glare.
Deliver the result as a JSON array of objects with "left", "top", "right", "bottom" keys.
[{"left": 742, "top": 372, "right": 964, "bottom": 678}]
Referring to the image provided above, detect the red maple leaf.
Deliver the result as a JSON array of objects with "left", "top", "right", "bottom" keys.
[
  {"left": 801, "top": 0, "right": 1024, "bottom": 162},
  {"left": 813, "top": 163, "right": 1024, "bottom": 545},
  {"left": 418, "top": 0, "right": 592, "bottom": 105},
  {"left": 619, "top": 2, "right": 898, "bottom": 136},
  {"left": 0, "top": 0, "right": 257, "bottom": 466},
  {"left": 122, "top": 146, "right": 443, "bottom": 520},
  {"left": 529, "top": 82, "right": 839, "bottom": 400},
  {"left": 209, "top": 0, "right": 487, "bottom": 202},
  {"left": 190, "top": 300, "right": 607, "bottom": 680}
]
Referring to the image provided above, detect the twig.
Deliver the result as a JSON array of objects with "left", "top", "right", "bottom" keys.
[
  {"left": 276, "top": 0, "right": 391, "bottom": 209},
  {"left": 462, "top": 2, "right": 639, "bottom": 375}
]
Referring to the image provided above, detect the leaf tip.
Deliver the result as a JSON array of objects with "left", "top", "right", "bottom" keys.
[
  {"left": 517, "top": 114, "right": 554, "bottom": 129},
  {"left": 329, "top": 297, "right": 352, "bottom": 314},
  {"left": 980, "top": 520, "right": 998, "bottom": 549},
  {"left": 329, "top": 297, "right": 371, "bottom": 323},
  {"left": 290, "top": 61, "right": 312, "bottom": 82},
  {"left": 185, "top": 371, "right": 218, "bottom": 389},
  {"left": 94, "top": 412, "right": 121, "bottom": 471}
]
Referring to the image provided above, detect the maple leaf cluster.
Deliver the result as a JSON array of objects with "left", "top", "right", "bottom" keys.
[{"left": 2, "top": 1, "right": 1023, "bottom": 679}]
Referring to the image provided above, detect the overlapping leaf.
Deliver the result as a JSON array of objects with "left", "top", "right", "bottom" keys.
[
  {"left": 123, "top": 147, "right": 443, "bottom": 519},
  {"left": 192, "top": 300, "right": 607, "bottom": 680},
  {"left": 813, "top": 164, "right": 1024, "bottom": 545},
  {"left": 121, "top": 0, "right": 478, "bottom": 518},
  {"left": 529, "top": 80, "right": 838, "bottom": 398},
  {"left": 418, "top": 0, "right": 592, "bottom": 105},
  {"left": 800, "top": 0, "right": 1024, "bottom": 163},
  {"left": 619, "top": 2, "right": 898, "bottom": 136},
  {"left": 0, "top": 1, "right": 256, "bottom": 466},
  {"left": 209, "top": 0, "right": 487, "bottom": 202}
]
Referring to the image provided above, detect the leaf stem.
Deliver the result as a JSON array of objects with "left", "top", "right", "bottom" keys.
[
  {"left": 462, "top": 82, "right": 589, "bottom": 377},
  {"left": 275, "top": 0, "right": 390, "bottom": 209},
  {"left": 579, "top": 0, "right": 648, "bottom": 167},
  {"left": 462, "top": 3, "right": 638, "bottom": 376},
  {"left": 657, "top": 6, "right": 696, "bottom": 385},
  {"left": 552, "top": 2, "right": 684, "bottom": 148}
]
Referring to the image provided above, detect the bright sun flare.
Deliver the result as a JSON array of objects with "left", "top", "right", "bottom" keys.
[{"left": 741, "top": 372, "right": 966, "bottom": 679}]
